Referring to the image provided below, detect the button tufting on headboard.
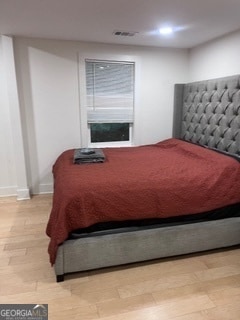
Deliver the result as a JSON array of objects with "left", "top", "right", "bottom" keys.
[{"left": 173, "top": 75, "right": 240, "bottom": 156}]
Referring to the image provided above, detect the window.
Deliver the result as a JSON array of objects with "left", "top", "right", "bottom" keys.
[
  {"left": 90, "top": 123, "right": 130, "bottom": 143},
  {"left": 85, "top": 59, "right": 134, "bottom": 146}
]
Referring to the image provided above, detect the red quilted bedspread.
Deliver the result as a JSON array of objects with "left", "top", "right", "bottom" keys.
[{"left": 46, "top": 139, "right": 240, "bottom": 264}]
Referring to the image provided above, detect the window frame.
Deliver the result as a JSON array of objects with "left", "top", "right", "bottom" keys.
[{"left": 78, "top": 53, "right": 140, "bottom": 147}]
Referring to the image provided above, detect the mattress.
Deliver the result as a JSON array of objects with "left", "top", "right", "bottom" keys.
[{"left": 69, "top": 202, "right": 240, "bottom": 239}]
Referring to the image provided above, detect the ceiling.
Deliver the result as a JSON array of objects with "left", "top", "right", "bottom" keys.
[{"left": 1, "top": 0, "right": 240, "bottom": 48}]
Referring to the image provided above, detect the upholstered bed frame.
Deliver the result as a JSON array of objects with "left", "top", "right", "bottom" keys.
[{"left": 54, "top": 74, "right": 240, "bottom": 282}]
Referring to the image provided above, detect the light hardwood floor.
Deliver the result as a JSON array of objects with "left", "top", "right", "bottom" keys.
[{"left": 0, "top": 194, "right": 240, "bottom": 320}]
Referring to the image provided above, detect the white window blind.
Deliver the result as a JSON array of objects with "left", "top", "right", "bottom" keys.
[{"left": 86, "top": 60, "right": 134, "bottom": 123}]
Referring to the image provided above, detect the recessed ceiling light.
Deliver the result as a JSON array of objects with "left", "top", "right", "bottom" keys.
[{"left": 159, "top": 27, "right": 173, "bottom": 35}]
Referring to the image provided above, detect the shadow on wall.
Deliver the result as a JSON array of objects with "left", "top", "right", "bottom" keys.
[{"left": 14, "top": 38, "right": 81, "bottom": 195}]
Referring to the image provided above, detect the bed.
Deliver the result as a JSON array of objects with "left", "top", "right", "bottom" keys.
[{"left": 47, "top": 74, "right": 240, "bottom": 282}]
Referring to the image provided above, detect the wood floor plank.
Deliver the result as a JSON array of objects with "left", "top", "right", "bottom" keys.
[
  {"left": 0, "top": 247, "right": 26, "bottom": 257},
  {"left": 4, "top": 237, "right": 48, "bottom": 250},
  {"left": 208, "top": 286, "right": 240, "bottom": 306},
  {"left": 152, "top": 282, "right": 205, "bottom": 304},
  {"left": 201, "top": 303, "right": 240, "bottom": 319},
  {"left": 194, "top": 264, "right": 240, "bottom": 282},
  {"left": 171, "top": 312, "right": 206, "bottom": 320},
  {"left": 97, "top": 294, "right": 156, "bottom": 318},
  {"left": 0, "top": 275, "right": 37, "bottom": 296},
  {"left": 72, "top": 287, "right": 120, "bottom": 305},
  {"left": 0, "top": 257, "right": 10, "bottom": 267},
  {"left": 199, "top": 274, "right": 240, "bottom": 294},
  {"left": 1, "top": 286, "right": 71, "bottom": 304},
  {"left": 152, "top": 294, "right": 215, "bottom": 319},
  {"left": 9, "top": 248, "right": 49, "bottom": 265},
  {"left": 118, "top": 273, "right": 199, "bottom": 298},
  {"left": 49, "top": 305, "right": 98, "bottom": 320},
  {"left": 199, "top": 251, "right": 240, "bottom": 269}
]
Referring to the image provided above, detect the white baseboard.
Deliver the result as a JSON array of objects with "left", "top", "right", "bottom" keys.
[
  {"left": 0, "top": 186, "right": 30, "bottom": 200},
  {"left": 0, "top": 186, "right": 17, "bottom": 197},
  {"left": 32, "top": 183, "right": 53, "bottom": 195},
  {"left": 0, "top": 184, "right": 53, "bottom": 198},
  {"left": 17, "top": 188, "right": 31, "bottom": 200}
]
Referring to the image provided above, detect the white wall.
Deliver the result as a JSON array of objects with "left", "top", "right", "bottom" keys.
[
  {"left": 2, "top": 36, "right": 30, "bottom": 199},
  {"left": 189, "top": 29, "right": 240, "bottom": 81},
  {"left": 0, "top": 37, "right": 17, "bottom": 196},
  {"left": 14, "top": 38, "right": 81, "bottom": 194},
  {"left": 12, "top": 37, "right": 189, "bottom": 195}
]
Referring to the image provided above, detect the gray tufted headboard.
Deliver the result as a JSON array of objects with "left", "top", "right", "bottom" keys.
[{"left": 173, "top": 74, "right": 240, "bottom": 157}]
